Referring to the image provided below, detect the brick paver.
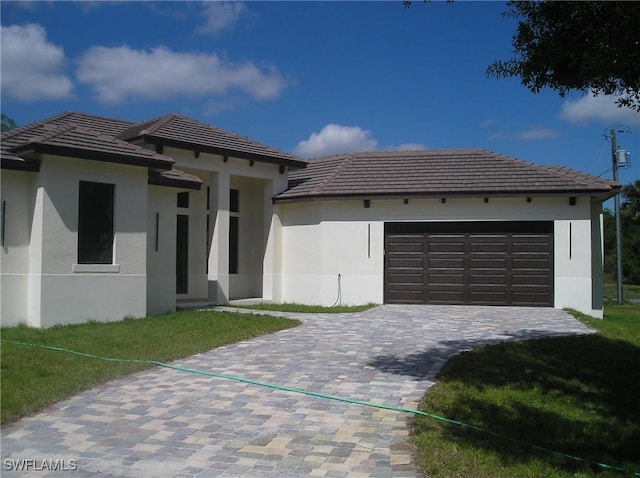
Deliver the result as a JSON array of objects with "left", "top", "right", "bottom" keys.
[{"left": 1, "top": 305, "right": 593, "bottom": 477}]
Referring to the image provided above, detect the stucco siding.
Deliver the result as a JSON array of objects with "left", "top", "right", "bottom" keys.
[
  {"left": 1, "top": 170, "right": 36, "bottom": 325},
  {"left": 3, "top": 156, "right": 150, "bottom": 327},
  {"left": 160, "top": 147, "right": 289, "bottom": 303},
  {"left": 147, "top": 185, "right": 178, "bottom": 315},
  {"left": 279, "top": 196, "right": 602, "bottom": 316}
]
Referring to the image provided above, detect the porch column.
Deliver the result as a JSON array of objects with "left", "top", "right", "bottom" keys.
[
  {"left": 28, "top": 185, "right": 45, "bottom": 327},
  {"left": 208, "top": 171, "right": 230, "bottom": 304},
  {"left": 590, "top": 200, "right": 605, "bottom": 318},
  {"left": 262, "top": 177, "right": 287, "bottom": 302},
  {"left": 262, "top": 181, "right": 275, "bottom": 301}
]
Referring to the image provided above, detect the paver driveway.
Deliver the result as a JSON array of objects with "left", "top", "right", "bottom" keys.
[{"left": 1, "top": 305, "right": 593, "bottom": 477}]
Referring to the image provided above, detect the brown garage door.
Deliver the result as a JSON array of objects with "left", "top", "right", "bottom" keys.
[{"left": 384, "top": 221, "right": 553, "bottom": 306}]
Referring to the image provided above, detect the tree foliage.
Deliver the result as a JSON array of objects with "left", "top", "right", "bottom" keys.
[
  {"left": 1, "top": 113, "right": 18, "bottom": 133},
  {"left": 621, "top": 179, "right": 640, "bottom": 222},
  {"left": 487, "top": 1, "right": 640, "bottom": 111},
  {"left": 604, "top": 182, "right": 640, "bottom": 285}
]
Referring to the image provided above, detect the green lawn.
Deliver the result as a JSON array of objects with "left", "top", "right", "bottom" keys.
[
  {"left": 229, "top": 302, "right": 377, "bottom": 313},
  {"left": 604, "top": 283, "right": 640, "bottom": 301},
  {"left": 412, "top": 302, "right": 640, "bottom": 478},
  {"left": 0, "top": 310, "right": 299, "bottom": 425}
]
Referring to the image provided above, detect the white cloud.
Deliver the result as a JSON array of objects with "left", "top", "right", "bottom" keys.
[
  {"left": 560, "top": 93, "right": 640, "bottom": 127},
  {"left": 197, "top": 2, "right": 246, "bottom": 35},
  {"left": 513, "top": 127, "right": 561, "bottom": 141},
  {"left": 479, "top": 118, "right": 497, "bottom": 128},
  {"left": 0, "top": 23, "right": 73, "bottom": 101},
  {"left": 388, "top": 143, "right": 428, "bottom": 151},
  {"left": 294, "top": 124, "right": 378, "bottom": 158},
  {"left": 489, "top": 127, "right": 560, "bottom": 141},
  {"left": 76, "top": 45, "right": 287, "bottom": 104}
]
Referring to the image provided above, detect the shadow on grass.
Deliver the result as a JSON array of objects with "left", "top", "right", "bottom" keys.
[
  {"left": 366, "top": 329, "right": 585, "bottom": 381},
  {"left": 370, "top": 333, "right": 640, "bottom": 475}
]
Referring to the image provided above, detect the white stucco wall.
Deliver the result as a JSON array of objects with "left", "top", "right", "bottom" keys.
[
  {"left": 147, "top": 185, "right": 178, "bottom": 315},
  {"left": 1, "top": 156, "right": 149, "bottom": 327},
  {"left": 1, "top": 170, "right": 36, "bottom": 325},
  {"left": 161, "top": 146, "right": 289, "bottom": 303},
  {"left": 278, "top": 195, "right": 603, "bottom": 317}
]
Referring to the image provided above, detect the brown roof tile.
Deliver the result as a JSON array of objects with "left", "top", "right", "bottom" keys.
[
  {"left": 117, "top": 114, "right": 306, "bottom": 169},
  {"left": 5, "top": 121, "right": 175, "bottom": 170},
  {"left": 149, "top": 169, "right": 203, "bottom": 190},
  {"left": 2, "top": 111, "right": 306, "bottom": 172},
  {"left": 274, "top": 149, "right": 620, "bottom": 202},
  {"left": 1, "top": 112, "right": 200, "bottom": 189}
]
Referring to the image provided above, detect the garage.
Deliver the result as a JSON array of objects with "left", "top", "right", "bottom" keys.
[{"left": 384, "top": 221, "right": 554, "bottom": 306}]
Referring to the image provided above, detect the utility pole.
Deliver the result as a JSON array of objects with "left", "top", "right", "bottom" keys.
[{"left": 610, "top": 129, "right": 623, "bottom": 305}]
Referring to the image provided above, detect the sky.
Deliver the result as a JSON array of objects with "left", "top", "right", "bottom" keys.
[{"left": 1, "top": 1, "right": 638, "bottom": 190}]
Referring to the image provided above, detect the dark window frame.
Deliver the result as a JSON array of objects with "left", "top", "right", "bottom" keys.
[
  {"left": 177, "top": 191, "right": 190, "bottom": 208},
  {"left": 78, "top": 181, "right": 115, "bottom": 264},
  {"left": 229, "top": 189, "right": 240, "bottom": 274}
]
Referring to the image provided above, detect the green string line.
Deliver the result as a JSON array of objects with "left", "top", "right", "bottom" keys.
[{"left": 3, "top": 338, "right": 639, "bottom": 477}]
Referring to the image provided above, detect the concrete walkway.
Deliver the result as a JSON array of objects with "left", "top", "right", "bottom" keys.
[{"left": 1, "top": 305, "right": 593, "bottom": 478}]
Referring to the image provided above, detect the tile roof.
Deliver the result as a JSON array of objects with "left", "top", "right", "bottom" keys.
[
  {"left": 2, "top": 110, "right": 305, "bottom": 173},
  {"left": 117, "top": 114, "right": 307, "bottom": 169},
  {"left": 1, "top": 110, "right": 305, "bottom": 187},
  {"left": 8, "top": 123, "right": 176, "bottom": 170},
  {"left": 149, "top": 169, "right": 202, "bottom": 190},
  {"left": 1, "top": 112, "right": 175, "bottom": 171},
  {"left": 274, "top": 149, "right": 620, "bottom": 202}
]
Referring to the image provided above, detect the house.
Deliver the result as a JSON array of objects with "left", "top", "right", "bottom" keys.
[{"left": 1, "top": 112, "right": 619, "bottom": 327}]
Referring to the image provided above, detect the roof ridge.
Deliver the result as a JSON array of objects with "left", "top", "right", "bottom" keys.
[
  {"left": 139, "top": 114, "right": 178, "bottom": 135},
  {"left": 24, "top": 123, "right": 77, "bottom": 145},
  {"left": 311, "top": 153, "right": 357, "bottom": 194},
  {"left": 542, "top": 164, "right": 616, "bottom": 187},
  {"left": 1, "top": 111, "right": 77, "bottom": 141},
  {"left": 179, "top": 114, "right": 295, "bottom": 154}
]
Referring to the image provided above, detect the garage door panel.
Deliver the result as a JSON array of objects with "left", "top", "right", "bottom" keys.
[
  {"left": 427, "top": 273, "right": 465, "bottom": 285},
  {"left": 386, "top": 294, "right": 424, "bottom": 304},
  {"left": 513, "top": 243, "right": 551, "bottom": 253},
  {"left": 512, "top": 274, "right": 551, "bottom": 285},
  {"left": 388, "top": 258, "right": 423, "bottom": 269},
  {"left": 428, "top": 258, "right": 465, "bottom": 269},
  {"left": 387, "top": 273, "right": 423, "bottom": 284},
  {"left": 469, "top": 242, "right": 508, "bottom": 253},
  {"left": 469, "top": 292, "right": 509, "bottom": 304},
  {"left": 428, "top": 242, "right": 467, "bottom": 253},
  {"left": 387, "top": 243, "right": 424, "bottom": 253},
  {"left": 425, "top": 289, "right": 466, "bottom": 304},
  {"left": 513, "top": 259, "right": 552, "bottom": 269},
  {"left": 511, "top": 293, "right": 552, "bottom": 306},
  {"left": 385, "top": 221, "right": 553, "bottom": 306},
  {"left": 470, "top": 273, "right": 507, "bottom": 285},
  {"left": 469, "top": 258, "right": 508, "bottom": 268}
]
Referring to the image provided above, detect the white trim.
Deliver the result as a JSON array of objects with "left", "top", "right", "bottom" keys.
[{"left": 72, "top": 264, "right": 120, "bottom": 273}]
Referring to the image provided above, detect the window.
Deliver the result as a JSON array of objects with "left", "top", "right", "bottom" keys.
[
  {"left": 230, "top": 188, "right": 239, "bottom": 213},
  {"left": 177, "top": 192, "right": 189, "bottom": 208},
  {"left": 229, "top": 189, "right": 239, "bottom": 274},
  {"left": 78, "top": 181, "right": 114, "bottom": 264}
]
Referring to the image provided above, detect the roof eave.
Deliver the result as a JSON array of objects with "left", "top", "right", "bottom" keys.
[
  {"left": 1, "top": 155, "right": 41, "bottom": 172},
  {"left": 148, "top": 174, "right": 202, "bottom": 191},
  {"left": 274, "top": 188, "right": 620, "bottom": 204},
  {"left": 10, "top": 143, "right": 174, "bottom": 170},
  {"left": 135, "top": 135, "right": 307, "bottom": 170}
]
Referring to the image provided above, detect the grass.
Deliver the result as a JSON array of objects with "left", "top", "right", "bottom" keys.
[
  {"left": 229, "top": 302, "right": 378, "bottom": 313},
  {"left": 0, "top": 309, "right": 299, "bottom": 425},
  {"left": 603, "top": 283, "right": 640, "bottom": 301},
  {"left": 411, "top": 301, "right": 640, "bottom": 478}
]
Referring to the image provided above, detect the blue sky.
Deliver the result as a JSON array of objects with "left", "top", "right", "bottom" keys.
[{"left": 1, "top": 1, "right": 638, "bottom": 188}]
